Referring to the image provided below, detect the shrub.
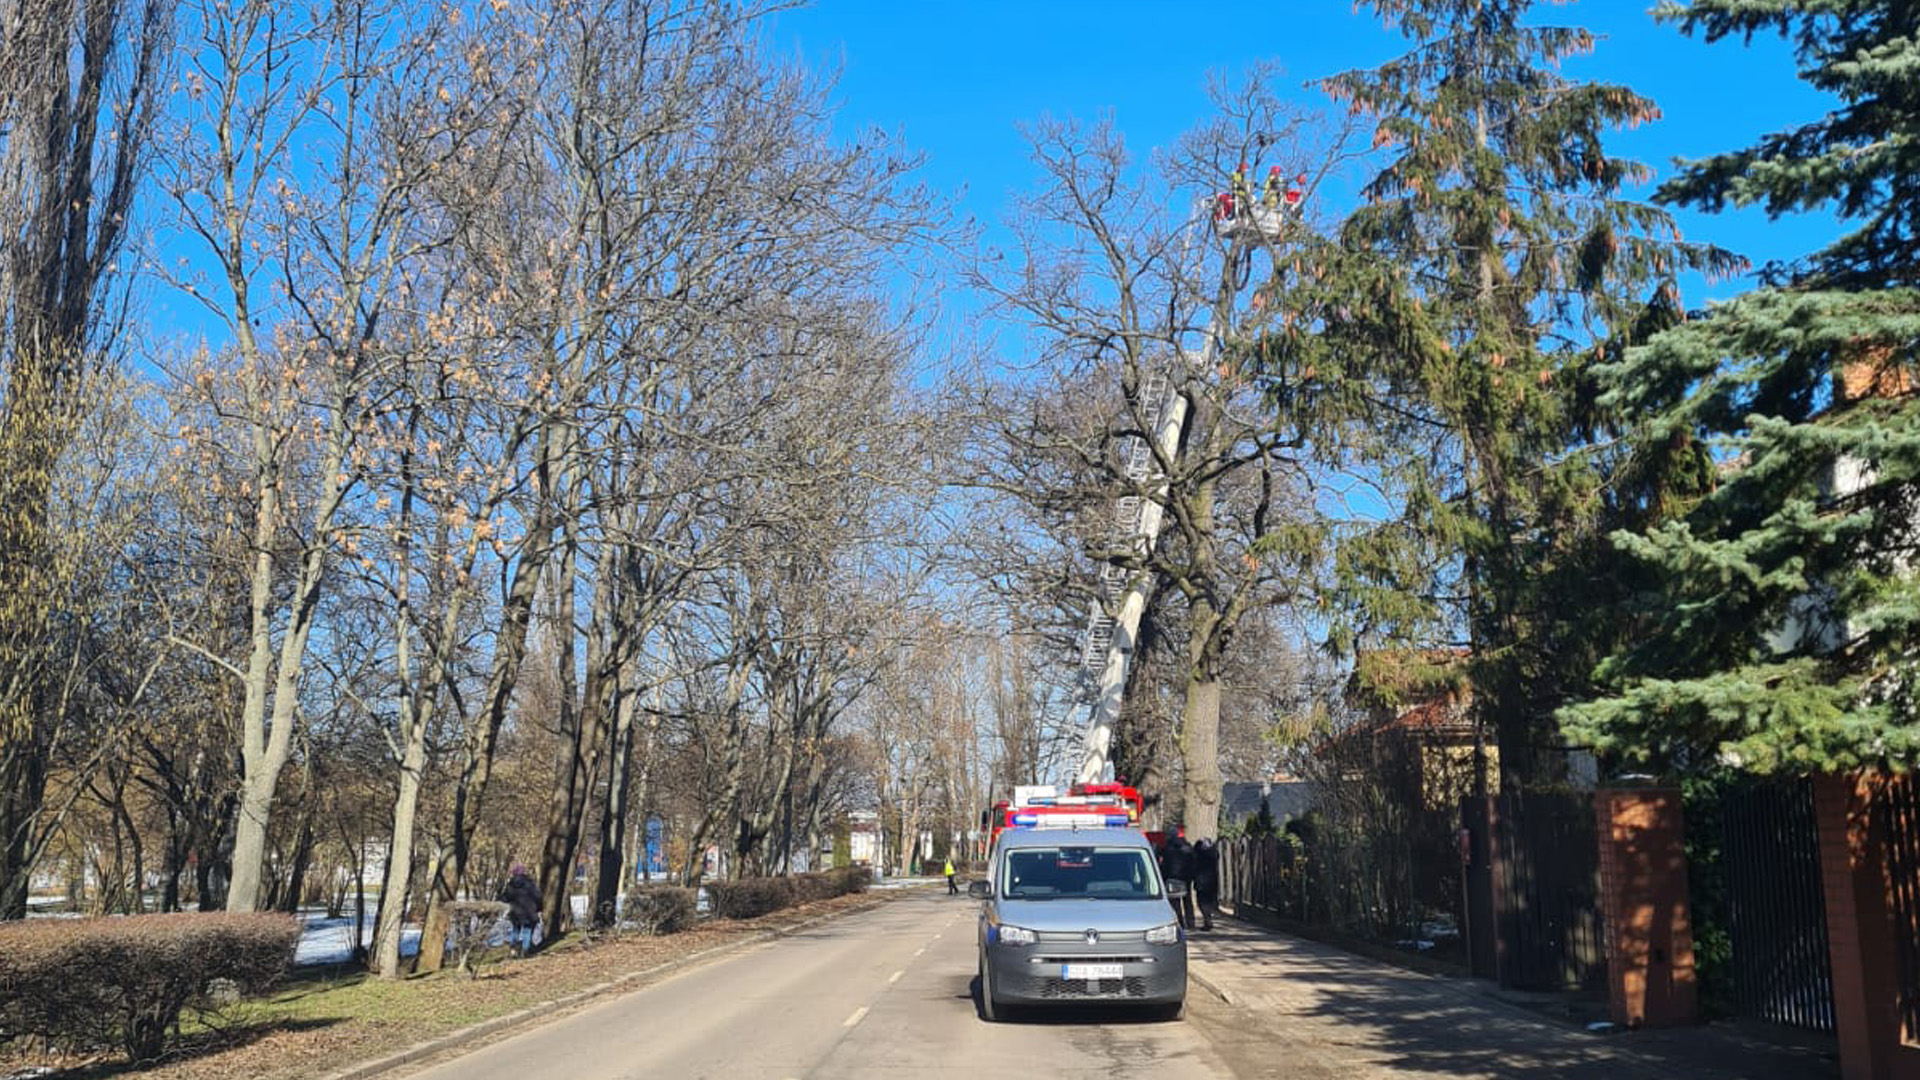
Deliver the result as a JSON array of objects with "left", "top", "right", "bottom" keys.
[
  {"left": 705, "top": 866, "right": 869, "bottom": 920},
  {"left": 787, "top": 872, "right": 836, "bottom": 903},
  {"left": 446, "top": 900, "right": 509, "bottom": 977},
  {"left": 704, "top": 877, "right": 794, "bottom": 920},
  {"left": 0, "top": 911, "right": 300, "bottom": 1062},
  {"left": 827, "top": 864, "right": 870, "bottom": 896},
  {"left": 625, "top": 886, "right": 698, "bottom": 935}
]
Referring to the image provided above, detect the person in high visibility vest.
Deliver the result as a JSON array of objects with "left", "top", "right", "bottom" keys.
[
  {"left": 944, "top": 857, "right": 958, "bottom": 895},
  {"left": 1263, "top": 165, "right": 1283, "bottom": 208}
]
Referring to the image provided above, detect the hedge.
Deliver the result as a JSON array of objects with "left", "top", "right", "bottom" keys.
[
  {"left": 705, "top": 865, "right": 868, "bottom": 921},
  {"left": 624, "top": 886, "right": 697, "bottom": 935},
  {"left": 0, "top": 911, "right": 300, "bottom": 1062}
]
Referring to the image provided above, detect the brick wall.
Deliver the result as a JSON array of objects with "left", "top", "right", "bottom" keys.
[
  {"left": 1594, "top": 786, "right": 1697, "bottom": 1028},
  {"left": 1813, "top": 773, "right": 1920, "bottom": 1080}
]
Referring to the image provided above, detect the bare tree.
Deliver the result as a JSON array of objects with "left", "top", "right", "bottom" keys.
[{"left": 969, "top": 74, "right": 1359, "bottom": 839}]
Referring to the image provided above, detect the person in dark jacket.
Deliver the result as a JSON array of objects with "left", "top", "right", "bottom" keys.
[
  {"left": 1159, "top": 835, "right": 1196, "bottom": 930},
  {"left": 500, "top": 863, "right": 542, "bottom": 956},
  {"left": 1191, "top": 838, "right": 1220, "bottom": 931}
]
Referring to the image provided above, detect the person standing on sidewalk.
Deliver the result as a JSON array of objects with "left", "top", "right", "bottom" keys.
[
  {"left": 943, "top": 857, "right": 958, "bottom": 895},
  {"left": 1160, "top": 835, "right": 1196, "bottom": 929},
  {"left": 500, "top": 863, "right": 542, "bottom": 956},
  {"left": 1192, "top": 838, "right": 1220, "bottom": 931}
]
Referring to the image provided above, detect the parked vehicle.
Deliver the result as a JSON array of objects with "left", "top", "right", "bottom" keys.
[{"left": 970, "top": 826, "right": 1187, "bottom": 1021}]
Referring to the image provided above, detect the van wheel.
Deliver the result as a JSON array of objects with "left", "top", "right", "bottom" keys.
[{"left": 978, "top": 952, "right": 1000, "bottom": 1022}]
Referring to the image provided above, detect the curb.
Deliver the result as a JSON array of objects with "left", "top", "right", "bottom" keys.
[
  {"left": 1187, "top": 964, "right": 1236, "bottom": 1006},
  {"left": 319, "top": 895, "right": 891, "bottom": 1080}
]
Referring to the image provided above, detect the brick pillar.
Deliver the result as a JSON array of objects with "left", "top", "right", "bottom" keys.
[
  {"left": 1813, "top": 772, "right": 1920, "bottom": 1080},
  {"left": 1595, "top": 786, "right": 1697, "bottom": 1028}
]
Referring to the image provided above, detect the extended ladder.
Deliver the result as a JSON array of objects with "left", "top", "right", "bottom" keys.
[
  {"left": 1072, "top": 357, "right": 1192, "bottom": 785},
  {"left": 1071, "top": 178, "right": 1304, "bottom": 785}
]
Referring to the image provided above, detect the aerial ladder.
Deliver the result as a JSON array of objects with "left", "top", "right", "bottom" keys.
[{"left": 1072, "top": 167, "right": 1304, "bottom": 786}]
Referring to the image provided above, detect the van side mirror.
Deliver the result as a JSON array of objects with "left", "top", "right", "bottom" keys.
[
  {"left": 1165, "top": 879, "right": 1189, "bottom": 899},
  {"left": 967, "top": 880, "right": 991, "bottom": 899}
]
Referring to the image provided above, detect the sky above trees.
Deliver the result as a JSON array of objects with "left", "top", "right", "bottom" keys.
[{"left": 770, "top": 1, "right": 1840, "bottom": 326}]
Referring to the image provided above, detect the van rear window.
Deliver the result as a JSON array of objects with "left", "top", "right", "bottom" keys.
[{"left": 1001, "top": 847, "right": 1160, "bottom": 900}]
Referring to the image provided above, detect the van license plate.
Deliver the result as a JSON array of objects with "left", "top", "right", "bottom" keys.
[{"left": 1062, "top": 963, "right": 1123, "bottom": 980}]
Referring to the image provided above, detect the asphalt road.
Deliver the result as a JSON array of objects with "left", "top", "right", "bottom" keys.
[{"left": 402, "top": 890, "right": 1231, "bottom": 1079}]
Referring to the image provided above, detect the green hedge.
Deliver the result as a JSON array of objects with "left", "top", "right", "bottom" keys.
[{"left": 0, "top": 911, "right": 300, "bottom": 1062}]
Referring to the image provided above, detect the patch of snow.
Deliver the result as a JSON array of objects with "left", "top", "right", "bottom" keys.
[{"left": 293, "top": 913, "right": 422, "bottom": 966}]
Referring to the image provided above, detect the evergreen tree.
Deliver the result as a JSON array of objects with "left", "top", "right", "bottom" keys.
[
  {"left": 1266, "top": 0, "right": 1735, "bottom": 788},
  {"left": 1564, "top": 1, "right": 1920, "bottom": 773},
  {"left": 1249, "top": 795, "right": 1279, "bottom": 838}
]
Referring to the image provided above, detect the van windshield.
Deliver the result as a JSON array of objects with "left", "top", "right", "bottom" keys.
[{"left": 999, "top": 846, "right": 1161, "bottom": 900}]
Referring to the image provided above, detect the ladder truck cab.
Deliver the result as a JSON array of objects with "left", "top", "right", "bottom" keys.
[{"left": 984, "top": 782, "right": 1146, "bottom": 852}]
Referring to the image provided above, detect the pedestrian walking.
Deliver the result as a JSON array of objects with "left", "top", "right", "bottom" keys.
[
  {"left": 500, "top": 863, "right": 542, "bottom": 956},
  {"left": 1192, "top": 838, "right": 1220, "bottom": 931},
  {"left": 944, "top": 857, "right": 958, "bottom": 895},
  {"left": 1160, "top": 835, "right": 1196, "bottom": 930}
]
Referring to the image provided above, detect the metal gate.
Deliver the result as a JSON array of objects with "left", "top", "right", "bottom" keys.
[
  {"left": 1877, "top": 773, "right": 1920, "bottom": 1043},
  {"left": 1721, "top": 776, "right": 1834, "bottom": 1032},
  {"left": 1495, "top": 789, "right": 1606, "bottom": 992}
]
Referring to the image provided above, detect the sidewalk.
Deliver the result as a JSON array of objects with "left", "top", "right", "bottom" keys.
[{"left": 1185, "top": 914, "right": 1839, "bottom": 1080}]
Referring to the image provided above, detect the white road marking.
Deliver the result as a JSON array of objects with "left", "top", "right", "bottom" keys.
[
  {"left": 843, "top": 1006, "right": 869, "bottom": 1028},
  {"left": 888, "top": 970, "right": 904, "bottom": 984},
  {"left": 913, "top": 947, "right": 925, "bottom": 956}
]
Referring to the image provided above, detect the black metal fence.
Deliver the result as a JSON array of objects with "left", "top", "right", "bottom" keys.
[
  {"left": 1492, "top": 789, "right": 1606, "bottom": 992},
  {"left": 1878, "top": 773, "right": 1920, "bottom": 1043},
  {"left": 1718, "top": 776, "right": 1835, "bottom": 1033},
  {"left": 1219, "top": 834, "right": 1304, "bottom": 919}
]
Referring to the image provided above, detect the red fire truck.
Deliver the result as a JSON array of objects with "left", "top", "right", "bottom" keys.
[{"left": 982, "top": 782, "right": 1147, "bottom": 852}]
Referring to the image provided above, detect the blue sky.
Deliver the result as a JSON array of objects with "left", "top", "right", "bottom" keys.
[{"left": 773, "top": 0, "right": 1840, "bottom": 332}]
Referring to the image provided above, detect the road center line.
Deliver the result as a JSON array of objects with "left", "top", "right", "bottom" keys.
[
  {"left": 843, "top": 1006, "right": 869, "bottom": 1028},
  {"left": 888, "top": 969, "right": 904, "bottom": 984},
  {"left": 913, "top": 947, "right": 925, "bottom": 956}
]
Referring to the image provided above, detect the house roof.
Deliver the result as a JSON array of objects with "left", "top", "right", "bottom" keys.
[
  {"left": 1377, "top": 697, "right": 1471, "bottom": 733},
  {"left": 1220, "top": 780, "right": 1313, "bottom": 823}
]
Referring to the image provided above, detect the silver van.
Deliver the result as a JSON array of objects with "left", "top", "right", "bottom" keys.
[{"left": 969, "top": 827, "right": 1188, "bottom": 1021}]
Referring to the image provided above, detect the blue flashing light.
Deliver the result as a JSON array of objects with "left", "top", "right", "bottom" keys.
[{"left": 1011, "top": 813, "right": 1039, "bottom": 826}]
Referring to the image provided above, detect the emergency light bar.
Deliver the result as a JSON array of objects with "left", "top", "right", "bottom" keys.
[{"left": 1007, "top": 811, "right": 1133, "bottom": 829}]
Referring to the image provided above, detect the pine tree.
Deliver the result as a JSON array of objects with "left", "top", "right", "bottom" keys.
[
  {"left": 1563, "top": 1, "right": 1920, "bottom": 773},
  {"left": 1268, "top": 0, "right": 1735, "bottom": 789}
]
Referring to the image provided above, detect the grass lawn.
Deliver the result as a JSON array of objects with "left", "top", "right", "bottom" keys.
[{"left": 0, "top": 889, "right": 894, "bottom": 1080}]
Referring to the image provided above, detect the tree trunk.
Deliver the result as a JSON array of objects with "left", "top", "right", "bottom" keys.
[
  {"left": 0, "top": 745, "right": 50, "bottom": 918},
  {"left": 449, "top": 422, "right": 566, "bottom": 895},
  {"left": 413, "top": 846, "right": 454, "bottom": 974},
  {"left": 1180, "top": 595, "right": 1224, "bottom": 843},
  {"left": 593, "top": 682, "right": 637, "bottom": 928},
  {"left": 538, "top": 516, "right": 605, "bottom": 937},
  {"left": 225, "top": 769, "right": 280, "bottom": 912},
  {"left": 372, "top": 724, "right": 428, "bottom": 977}
]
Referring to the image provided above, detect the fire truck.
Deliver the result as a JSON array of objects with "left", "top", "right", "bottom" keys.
[{"left": 982, "top": 782, "right": 1148, "bottom": 852}]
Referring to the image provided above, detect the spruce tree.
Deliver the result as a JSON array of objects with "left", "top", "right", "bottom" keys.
[
  {"left": 1564, "top": 1, "right": 1920, "bottom": 773},
  {"left": 1269, "top": 0, "right": 1734, "bottom": 789}
]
